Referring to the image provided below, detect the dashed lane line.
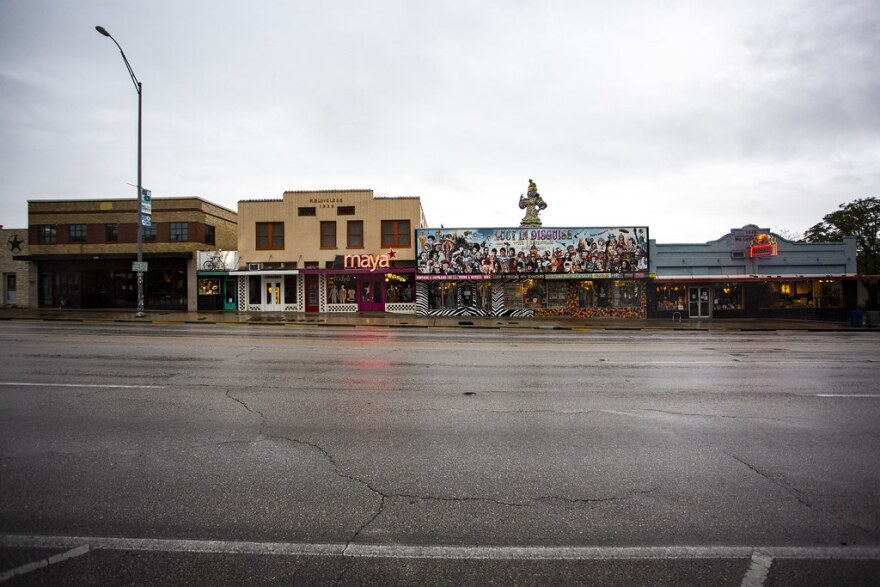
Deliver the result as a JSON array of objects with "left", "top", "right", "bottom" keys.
[
  {"left": 740, "top": 551, "right": 773, "bottom": 587},
  {"left": 0, "top": 544, "right": 90, "bottom": 582}
]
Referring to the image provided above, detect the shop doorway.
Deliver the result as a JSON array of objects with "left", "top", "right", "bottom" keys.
[
  {"left": 689, "top": 286, "right": 711, "bottom": 318},
  {"left": 358, "top": 275, "right": 384, "bottom": 311},
  {"left": 223, "top": 278, "right": 237, "bottom": 311},
  {"left": 263, "top": 276, "right": 283, "bottom": 311},
  {"left": 4, "top": 273, "right": 16, "bottom": 305},
  {"left": 305, "top": 276, "right": 319, "bottom": 312}
]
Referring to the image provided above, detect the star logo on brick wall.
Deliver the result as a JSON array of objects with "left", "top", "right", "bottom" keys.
[{"left": 8, "top": 234, "right": 23, "bottom": 252}]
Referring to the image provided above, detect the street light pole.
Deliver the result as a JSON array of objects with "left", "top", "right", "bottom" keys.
[{"left": 96, "top": 25, "right": 146, "bottom": 317}]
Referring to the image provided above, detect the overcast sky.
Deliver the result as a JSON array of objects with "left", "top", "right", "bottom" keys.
[{"left": 1, "top": 0, "right": 878, "bottom": 242}]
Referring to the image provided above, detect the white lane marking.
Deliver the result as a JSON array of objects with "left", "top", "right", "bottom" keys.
[
  {"left": 1, "top": 535, "right": 880, "bottom": 561},
  {"left": 814, "top": 394, "right": 880, "bottom": 398},
  {"left": 0, "top": 382, "right": 166, "bottom": 389},
  {"left": 0, "top": 544, "right": 90, "bottom": 582},
  {"left": 741, "top": 551, "right": 773, "bottom": 586}
]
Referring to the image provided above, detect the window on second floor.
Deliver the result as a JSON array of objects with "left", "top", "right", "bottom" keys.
[
  {"left": 381, "top": 219, "right": 411, "bottom": 248},
  {"left": 337, "top": 206, "right": 356, "bottom": 215},
  {"left": 256, "top": 222, "right": 284, "bottom": 250},
  {"left": 170, "top": 222, "right": 188, "bottom": 241},
  {"left": 105, "top": 223, "right": 119, "bottom": 242},
  {"left": 37, "top": 224, "right": 56, "bottom": 244},
  {"left": 347, "top": 220, "right": 363, "bottom": 248},
  {"left": 298, "top": 207, "right": 316, "bottom": 216},
  {"left": 205, "top": 224, "right": 216, "bottom": 245},
  {"left": 68, "top": 224, "right": 87, "bottom": 243},
  {"left": 143, "top": 225, "right": 157, "bottom": 242},
  {"left": 320, "top": 221, "right": 337, "bottom": 249}
]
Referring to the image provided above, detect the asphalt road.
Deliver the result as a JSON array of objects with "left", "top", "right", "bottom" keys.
[{"left": 1, "top": 321, "right": 879, "bottom": 585}]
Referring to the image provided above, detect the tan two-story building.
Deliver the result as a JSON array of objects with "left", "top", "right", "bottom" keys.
[
  {"left": 235, "top": 189, "right": 426, "bottom": 313},
  {"left": 17, "top": 197, "right": 237, "bottom": 310}
]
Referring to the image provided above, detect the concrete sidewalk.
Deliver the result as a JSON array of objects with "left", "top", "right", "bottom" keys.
[{"left": 0, "top": 307, "right": 875, "bottom": 331}]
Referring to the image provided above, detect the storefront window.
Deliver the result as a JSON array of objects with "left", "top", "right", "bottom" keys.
[
  {"left": 546, "top": 282, "right": 568, "bottom": 309},
  {"left": 655, "top": 285, "right": 686, "bottom": 311},
  {"left": 596, "top": 281, "right": 610, "bottom": 307},
  {"left": 816, "top": 281, "right": 843, "bottom": 308},
  {"left": 474, "top": 282, "right": 492, "bottom": 311},
  {"left": 284, "top": 275, "right": 297, "bottom": 304},
  {"left": 384, "top": 274, "right": 414, "bottom": 303},
  {"left": 612, "top": 281, "right": 641, "bottom": 307},
  {"left": 327, "top": 275, "right": 355, "bottom": 304},
  {"left": 503, "top": 282, "right": 525, "bottom": 310},
  {"left": 713, "top": 283, "right": 743, "bottom": 310},
  {"left": 198, "top": 278, "right": 220, "bottom": 296},
  {"left": 576, "top": 281, "right": 595, "bottom": 308},
  {"left": 249, "top": 276, "right": 261, "bottom": 305},
  {"left": 523, "top": 280, "right": 546, "bottom": 309},
  {"left": 765, "top": 280, "right": 816, "bottom": 308},
  {"left": 428, "top": 282, "right": 458, "bottom": 309},
  {"left": 147, "top": 270, "right": 187, "bottom": 307}
]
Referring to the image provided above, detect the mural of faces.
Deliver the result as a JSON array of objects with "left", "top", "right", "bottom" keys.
[{"left": 416, "top": 227, "right": 648, "bottom": 276}]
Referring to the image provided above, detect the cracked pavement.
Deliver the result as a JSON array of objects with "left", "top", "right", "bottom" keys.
[{"left": 1, "top": 322, "right": 879, "bottom": 579}]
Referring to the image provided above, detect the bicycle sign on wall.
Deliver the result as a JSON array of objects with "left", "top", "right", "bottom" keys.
[{"left": 198, "top": 250, "right": 238, "bottom": 272}]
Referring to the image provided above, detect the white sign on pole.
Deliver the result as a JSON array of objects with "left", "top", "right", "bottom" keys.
[
  {"left": 132, "top": 261, "right": 148, "bottom": 273},
  {"left": 141, "top": 189, "right": 152, "bottom": 214}
]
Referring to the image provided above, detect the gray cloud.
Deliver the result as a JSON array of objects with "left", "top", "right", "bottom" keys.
[{"left": 1, "top": 0, "right": 878, "bottom": 242}]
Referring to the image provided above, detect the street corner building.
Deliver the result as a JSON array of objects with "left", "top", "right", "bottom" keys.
[
  {"left": 414, "top": 226, "right": 650, "bottom": 318},
  {"left": 15, "top": 197, "right": 237, "bottom": 311},
  {"left": 233, "top": 189, "right": 426, "bottom": 313}
]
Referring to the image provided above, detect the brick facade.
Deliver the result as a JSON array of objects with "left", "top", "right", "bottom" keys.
[
  {"left": 1, "top": 227, "right": 34, "bottom": 307},
  {"left": 21, "top": 197, "right": 237, "bottom": 311}
]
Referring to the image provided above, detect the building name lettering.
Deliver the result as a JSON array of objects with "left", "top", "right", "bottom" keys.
[
  {"left": 344, "top": 253, "right": 391, "bottom": 272},
  {"left": 493, "top": 229, "right": 574, "bottom": 241},
  {"left": 309, "top": 198, "right": 343, "bottom": 204}
]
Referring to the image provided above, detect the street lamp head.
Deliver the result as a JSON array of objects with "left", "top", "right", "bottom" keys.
[{"left": 95, "top": 25, "right": 111, "bottom": 37}]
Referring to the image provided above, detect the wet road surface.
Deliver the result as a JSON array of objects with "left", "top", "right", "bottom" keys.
[{"left": 1, "top": 322, "right": 878, "bottom": 584}]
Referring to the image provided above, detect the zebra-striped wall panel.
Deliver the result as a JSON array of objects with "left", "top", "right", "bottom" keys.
[{"left": 415, "top": 282, "right": 430, "bottom": 316}]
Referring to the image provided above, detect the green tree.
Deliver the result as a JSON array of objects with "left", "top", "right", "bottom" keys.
[{"left": 804, "top": 197, "right": 880, "bottom": 309}]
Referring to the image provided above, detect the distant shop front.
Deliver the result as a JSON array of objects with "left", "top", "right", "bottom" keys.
[
  {"left": 649, "top": 276, "right": 856, "bottom": 321},
  {"left": 648, "top": 225, "right": 859, "bottom": 321},
  {"left": 196, "top": 251, "right": 240, "bottom": 311}
]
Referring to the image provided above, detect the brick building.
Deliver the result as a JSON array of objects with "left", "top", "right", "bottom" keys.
[
  {"left": 1, "top": 227, "right": 34, "bottom": 307},
  {"left": 16, "top": 198, "right": 237, "bottom": 310}
]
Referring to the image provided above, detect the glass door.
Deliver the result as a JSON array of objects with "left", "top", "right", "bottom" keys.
[
  {"left": 262, "top": 276, "right": 283, "bottom": 311},
  {"left": 688, "top": 286, "right": 711, "bottom": 318}
]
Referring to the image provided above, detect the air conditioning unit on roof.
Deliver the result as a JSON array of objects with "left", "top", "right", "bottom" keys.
[{"left": 247, "top": 263, "right": 262, "bottom": 271}]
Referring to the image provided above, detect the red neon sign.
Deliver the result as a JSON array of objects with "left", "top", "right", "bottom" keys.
[{"left": 748, "top": 234, "right": 778, "bottom": 258}]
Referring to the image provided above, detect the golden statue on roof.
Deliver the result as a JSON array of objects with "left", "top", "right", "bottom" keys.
[{"left": 519, "top": 178, "right": 547, "bottom": 227}]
